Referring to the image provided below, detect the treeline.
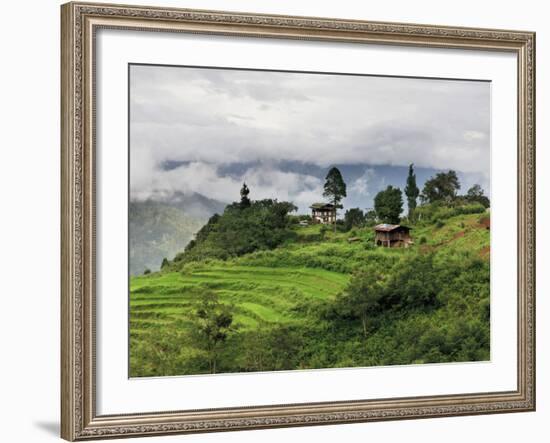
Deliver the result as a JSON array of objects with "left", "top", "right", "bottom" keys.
[
  {"left": 159, "top": 166, "right": 490, "bottom": 269},
  {"left": 339, "top": 167, "right": 490, "bottom": 232},
  {"left": 168, "top": 185, "right": 297, "bottom": 266}
]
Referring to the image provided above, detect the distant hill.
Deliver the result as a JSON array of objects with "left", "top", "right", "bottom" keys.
[
  {"left": 161, "top": 191, "right": 227, "bottom": 219},
  {"left": 129, "top": 192, "right": 227, "bottom": 275}
]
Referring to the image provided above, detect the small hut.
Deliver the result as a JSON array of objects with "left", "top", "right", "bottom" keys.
[
  {"left": 310, "top": 203, "right": 336, "bottom": 224},
  {"left": 374, "top": 224, "right": 413, "bottom": 248}
]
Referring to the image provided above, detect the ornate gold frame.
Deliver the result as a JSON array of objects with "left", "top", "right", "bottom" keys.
[{"left": 61, "top": 2, "right": 536, "bottom": 440}]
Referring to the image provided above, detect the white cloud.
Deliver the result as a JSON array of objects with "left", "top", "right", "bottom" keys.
[
  {"left": 130, "top": 65, "right": 490, "bottom": 205},
  {"left": 350, "top": 168, "right": 377, "bottom": 197},
  {"left": 132, "top": 161, "right": 323, "bottom": 213},
  {"left": 463, "top": 130, "right": 487, "bottom": 142}
]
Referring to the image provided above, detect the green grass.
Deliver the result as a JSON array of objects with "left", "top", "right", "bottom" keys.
[
  {"left": 130, "top": 265, "right": 349, "bottom": 331},
  {"left": 129, "top": 212, "right": 490, "bottom": 377}
]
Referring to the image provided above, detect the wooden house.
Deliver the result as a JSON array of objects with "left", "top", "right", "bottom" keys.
[
  {"left": 374, "top": 224, "right": 413, "bottom": 248},
  {"left": 310, "top": 203, "right": 336, "bottom": 224}
]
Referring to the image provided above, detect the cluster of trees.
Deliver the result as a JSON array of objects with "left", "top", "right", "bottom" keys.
[
  {"left": 322, "top": 251, "right": 490, "bottom": 364},
  {"left": 332, "top": 254, "right": 442, "bottom": 337},
  {"left": 373, "top": 168, "right": 490, "bottom": 225},
  {"left": 313, "top": 165, "right": 489, "bottom": 234},
  {"left": 335, "top": 166, "right": 490, "bottom": 231},
  {"left": 171, "top": 184, "right": 297, "bottom": 264}
]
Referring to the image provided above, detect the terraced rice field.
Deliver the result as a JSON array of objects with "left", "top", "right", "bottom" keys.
[{"left": 129, "top": 265, "right": 349, "bottom": 375}]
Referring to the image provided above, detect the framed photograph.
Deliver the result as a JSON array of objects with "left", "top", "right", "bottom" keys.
[{"left": 61, "top": 2, "right": 536, "bottom": 440}]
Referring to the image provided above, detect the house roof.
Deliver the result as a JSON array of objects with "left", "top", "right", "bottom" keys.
[
  {"left": 374, "top": 224, "right": 411, "bottom": 232},
  {"left": 310, "top": 203, "right": 335, "bottom": 210}
]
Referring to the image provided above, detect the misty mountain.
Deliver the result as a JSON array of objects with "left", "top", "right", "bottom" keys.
[
  {"left": 129, "top": 192, "right": 226, "bottom": 275},
  {"left": 158, "top": 190, "right": 227, "bottom": 219}
]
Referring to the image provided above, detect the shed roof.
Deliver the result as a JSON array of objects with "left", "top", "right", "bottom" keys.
[{"left": 374, "top": 224, "right": 411, "bottom": 232}]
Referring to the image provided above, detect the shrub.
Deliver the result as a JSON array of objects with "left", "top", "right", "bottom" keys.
[
  {"left": 415, "top": 202, "right": 486, "bottom": 224},
  {"left": 363, "top": 240, "right": 375, "bottom": 250},
  {"left": 143, "top": 268, "right": 151, "bottom": 275},
  {"left": 419, "top": 236, "right": 427, "bottom": 244}
]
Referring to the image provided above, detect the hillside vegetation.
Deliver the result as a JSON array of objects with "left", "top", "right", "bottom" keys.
[{"left": 130, "top": 206, "right": 490, "bottom": 377}]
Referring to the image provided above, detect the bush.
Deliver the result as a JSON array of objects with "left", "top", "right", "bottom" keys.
[
  {"left": 143, "top": 268, "right": 151, "bottom": 275},
  {"left": 419, "top": 236, "right": 427, "bottom": 244},
  {"left": 435, "top": 220, "right": 445, "bottom": 228},
  {"left": 363, "top": 241, "right": 375, "bottom": 250},
  {"left": 415, "top": 202, "right": 485, "bottom": 224},
  {"left": 384, "top": 254, "right": 441, "bottom": 309}
]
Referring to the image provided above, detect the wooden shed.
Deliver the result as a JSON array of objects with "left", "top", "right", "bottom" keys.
[{"left": 374, "top": 224, "right": 413, "bottom": 248}]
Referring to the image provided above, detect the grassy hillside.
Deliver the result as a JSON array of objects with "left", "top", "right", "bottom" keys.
[{"left": 130, "top": 211, "right": 490, "bottom": 377}]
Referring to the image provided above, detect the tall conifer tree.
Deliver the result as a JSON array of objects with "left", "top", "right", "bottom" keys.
[
  {"left": 240, "top": 182, "right": 251, "bottom": 208},
  {"left": 404, "top": 163, "right": 420, "bottom": 219},
  {"left": 323, "top": 167, "right": 347, "bottom": 232}
]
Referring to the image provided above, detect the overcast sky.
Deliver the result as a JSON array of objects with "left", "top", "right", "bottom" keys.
[{"left": 130, "top": 64, "right": 490, "bottom": 212}]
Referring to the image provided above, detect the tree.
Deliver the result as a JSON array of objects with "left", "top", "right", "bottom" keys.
[
  {"left": 323, "top": 167, "right": 347, "bottom": 232},
  {"left": 344, "top": 208, "right": 365, "bottom": 231},
  {"left": 404, "top": 163, "right": 420, "bottom": 219},
  {"left": 336, "top": 271, "right": 385, "bottom": 338},
  {"left": 161, "top": 257, "right": 169, "bottom": 269},
  {"left": 420, "top": 170, "right": 461, "bottom": 204},
  {"left": 465, "top": 184, "right": 490, "bottom": 208},
  {"left": 384, "top": 254, "right": 439, "bottom": 309},
  {"left": 193, "top": 291, "right": 235, "bottom": 374},
  {"left": 364, "top": 209, "right": 378, "bottom": 226},
  {"left": 374, "top": 186, "right": 403, "bottom": 224},
  {"left": 240, "top": 182, "right": 251, "bottom": 208}
]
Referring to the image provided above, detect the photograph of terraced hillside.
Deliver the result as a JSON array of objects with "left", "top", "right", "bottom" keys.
[{"left": 129, "top": 64, "right": 491, "bottom": 377}]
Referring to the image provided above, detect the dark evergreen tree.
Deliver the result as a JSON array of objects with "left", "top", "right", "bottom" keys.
[
  {"left": 240, "top": 182, "right": 251, "bottom": 208},
  {"left": 374, "top": 186, "right": 403, "bottom": 224},
  {"left": 323, "top": 167, "right": 347, "bottom": 232},
  {"left": 404, "top": 163, "right": 420, "bottom": 219},
  {"left": 344, "top": 208, "right": 365, "bottom": 231}
]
